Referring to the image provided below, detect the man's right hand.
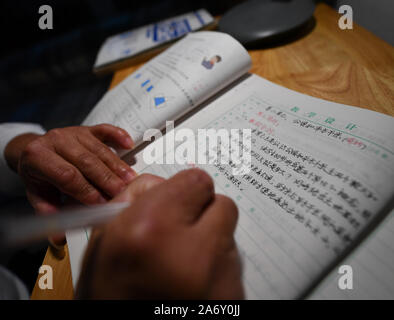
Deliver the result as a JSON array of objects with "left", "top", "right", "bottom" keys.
[{"left": 76, "top": 169, "right": 244, "bottom": 299}]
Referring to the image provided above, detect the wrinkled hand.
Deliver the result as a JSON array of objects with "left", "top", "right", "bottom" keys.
[
  {"left": 5, "top": 124, "right": 136, "bottom": 213},
  {"left": 76, "top": 169, "right": 244, "bottom": 299}
]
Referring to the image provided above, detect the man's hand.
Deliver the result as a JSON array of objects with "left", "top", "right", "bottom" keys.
[
  {"left": 76, "top": 169, "right": 244, "bottom": 299},
  {"left": 4, "top": 124, "right": 136, "bottom": 213}
]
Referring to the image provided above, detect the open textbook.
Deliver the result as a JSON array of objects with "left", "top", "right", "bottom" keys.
[
  {"left": 93, "top": 9, "right": 215, "bottom": 74},
  {"left": 67, "top": 31, "right": 394, "bottom": 299}
]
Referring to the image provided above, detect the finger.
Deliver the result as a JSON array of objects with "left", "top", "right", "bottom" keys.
[
  {"left": 145, "top": 169, "right": 214, "bottom": 224},
  {"left": 78, "top": 134, "right": 136, "bottom": 184},
  {"left": 25, "top": 183, "right": 60, "bottom": 215},
  {"left": 48, "top": 235, "right": 67, "bottom": 253},
  {"left": 197, "top": 194, "right": 239, "bottom": 238},
  {"left": 89, "top": 124, "right": 133, "bottom": 150},
  {"left": 55, "top": 141, "right": 127, "bottom": 198},
  {"left": 24, "top": 145, "right": 106, "bottom": 204},
  {"left": 48, "top": 233, "right": 66, "bottom": 250},
  {"left": 26, "top": 185, "right": 66, "bottom": 246},
  {"left": 111, "top": 173, "right": 165, "bottom": 203}
]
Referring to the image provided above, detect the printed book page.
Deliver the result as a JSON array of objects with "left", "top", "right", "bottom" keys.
[
  {"left": 94, "top": 9, "right": 214, "bottom": 68},
  {"left": 84, "top": 31, "right": 251, "bottom": 145},
  {"left": 67, "top": 75, "right": 394, "bottom": 298},
  {"left": 309, "top": 208, "right": 394, "bottom": 299}
]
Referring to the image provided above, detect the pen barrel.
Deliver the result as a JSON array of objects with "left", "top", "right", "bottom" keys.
[{"left": 0, "top": 202, "right": 130, "bottom": 249}]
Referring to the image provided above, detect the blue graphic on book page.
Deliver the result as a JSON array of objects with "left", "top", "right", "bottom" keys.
[{"left": 151, "top": 93, "right": 175, "bottom": 110}]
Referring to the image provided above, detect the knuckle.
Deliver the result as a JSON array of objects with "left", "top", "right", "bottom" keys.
[
  {"left": 130, "top": 218, "right": 160, "bottom": 253},
  {"left": 184, "top": 169, "right": 213, "bottom": 190},
  {"left": 47, "top": 128, "right": 62, "bottom": 140},
  {"left": 23, "top": 140, "right": 43, "bottom": 159},
  {"left": 95, "top": 144, "right": 112, "bottom": 159},
  {"left": 55, "top": 166, "right": 78, "bottom": 185},
  {"left": 80, "top": 184, "right": 102, "bottom": 203},
  {"left": 77, "top": 152, "right": 96, "bottom": 169},
  {"left": 102, "top": 171, "right": 125, "bottom": 193},
  {"left": 80, "top": 181, "right": 97, "bottom": 196},
  {"left": 101, "top": 170, "right": 114, "bottom": 184}
]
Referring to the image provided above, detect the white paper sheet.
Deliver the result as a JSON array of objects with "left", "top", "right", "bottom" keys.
[
  {"left": 68, "top": 75, "right": 394, "bottom": 299},
  {"left": 94, "top": 9, "right": 214, "bottom": 68}
]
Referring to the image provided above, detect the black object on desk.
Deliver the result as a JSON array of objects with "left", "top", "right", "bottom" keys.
[{"left": 219, "top": 0, "right": 316, "bottom": 48}]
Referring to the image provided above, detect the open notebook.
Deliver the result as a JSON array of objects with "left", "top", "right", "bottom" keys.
[{"left": 67, "top": 31, "right": 394, "bottom": 299}]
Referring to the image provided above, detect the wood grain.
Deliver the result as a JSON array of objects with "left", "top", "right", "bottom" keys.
[
  {"left": 109, "top": 4, "right": 394, "bottom": 116},
  {"left": 31, "top": 3, "right": 394, "bottom": 300},
  {"left": 30, "top": 245, "right": 74, "bottom": 300}
]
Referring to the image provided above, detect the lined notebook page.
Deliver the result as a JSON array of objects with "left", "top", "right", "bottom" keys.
[
  {"left": 67, "top": 75, "right": 394, "bottom": 298},
  {"left": 309, "top": 209, "right": 394, "bottom": 299},
  {"left": 131, "top": 75, "right": 394, "bottom": 299}
]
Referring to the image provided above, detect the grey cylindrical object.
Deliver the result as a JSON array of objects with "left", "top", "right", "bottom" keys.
[{"left": 219, "top": 0, "right": 316, "bottom": 47}]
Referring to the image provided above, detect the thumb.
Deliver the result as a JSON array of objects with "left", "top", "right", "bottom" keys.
[{"left": 26, "top": 184, "right": 60, "bottom": 215}]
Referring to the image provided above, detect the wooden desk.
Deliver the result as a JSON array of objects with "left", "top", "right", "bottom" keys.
[{"left": 30, "top": 3, "right": 394, "bottom": 299}]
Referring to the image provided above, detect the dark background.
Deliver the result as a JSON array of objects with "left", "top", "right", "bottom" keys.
[
  {"left": 0, "top": 0, "right": 392, "bottom": 294},
  {"left": 0, "top": 0, "right": 244, "bottom": 130},
  {"left": 0, "top": 0, "right": 393, "bottom": 129}
]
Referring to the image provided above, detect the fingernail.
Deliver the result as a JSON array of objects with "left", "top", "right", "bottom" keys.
[
  {"left": 36, "top": 203, "right": 57, "bottom": 215},
  {"left": 98, "top": 196, "right": 107, "bottom": 203},
  {"left": 124, "top": 171, "right": 136, "bottom": 183},
  {"left": 120, "top": 167, "right": 135, "bottom": 183}
]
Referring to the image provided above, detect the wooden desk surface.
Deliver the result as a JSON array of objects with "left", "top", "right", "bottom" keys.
[{"left": 31, "top": 3, "right": 394, "bottom": 299}]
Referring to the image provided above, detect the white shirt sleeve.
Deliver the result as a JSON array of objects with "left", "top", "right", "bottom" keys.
[{"left": 0, "top": 123, "right": 46, "bottom": 196}]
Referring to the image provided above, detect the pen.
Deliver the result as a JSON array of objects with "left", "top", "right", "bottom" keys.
[{"left": 0, "top": 202, "right": 130, "bottom": 249}]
